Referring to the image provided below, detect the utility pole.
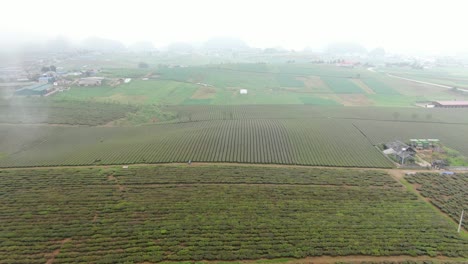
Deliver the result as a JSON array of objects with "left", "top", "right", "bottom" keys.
[{"left": 458, "top": 210, "right": 464, "bottom": 233}]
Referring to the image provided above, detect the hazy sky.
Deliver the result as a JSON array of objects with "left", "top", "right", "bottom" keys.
[{"left": 1, "top": 0, "right": 467, "bottom": 54}]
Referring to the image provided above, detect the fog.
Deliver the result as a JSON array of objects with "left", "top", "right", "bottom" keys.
[{"left": 1, "top": 0, "right": 468, "bottom": 54}]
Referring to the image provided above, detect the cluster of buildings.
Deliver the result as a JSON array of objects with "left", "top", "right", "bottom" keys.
[
  {"left": 11, "top": 67, "right": 104, "bottom": 96},
  {"left": 383, "top": 139, "right": 446, "bottom": 168}
]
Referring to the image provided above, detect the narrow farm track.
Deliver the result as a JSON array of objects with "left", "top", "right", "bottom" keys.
[{"left": 387, "top": 73, "right": 468, "bottom": 92}]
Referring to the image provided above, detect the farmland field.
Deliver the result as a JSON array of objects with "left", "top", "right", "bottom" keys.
[
  {"left": 3, "top": 104, "right": 468, "bottom": 168},
  {"left": 0, "top": 119, "right": 394, "bottom": 168},
  {"left": 51, "top": 63, "right": 468, "bottom": 106},
  {"left": 0, "top": 165, "right": 466, "bottom": 263},
  {"left": 0, "top": 99, "right": 137, "bottom": 125},
  {"left": 353, "top": 120, "right": 468, "bottom": 156},
  {"left": 405, "top": 172, "right": 468, "bottom": 230}
]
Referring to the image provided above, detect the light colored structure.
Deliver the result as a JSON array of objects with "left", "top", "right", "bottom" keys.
[
  {"left": 78, "top": 77, "right": 104, "bottom": 86},
  {"left": 15, "top": 83, "right": 52, "bottom": 96},
  {"left": 432, "top": 101, "right": 468, "bottom": 108},
  {"left": 240, "top": 89, "right": 248, "bottom": 94}
]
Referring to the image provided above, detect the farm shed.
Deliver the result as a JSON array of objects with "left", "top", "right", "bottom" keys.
[
  {"left": 384, "top": 140, "right": 416, "bottom": 164},
  {"left": 78, "top": 77, "right": 104, "bottom": 86},
  {"left": 240, "top": 89, "right": 248, "bottom": 94},
  {"left": 14, "top": 83, "right": 52, "bottom": 96},
  {"left": 432, "top": 100, "right": 468, "bottom": 108}
]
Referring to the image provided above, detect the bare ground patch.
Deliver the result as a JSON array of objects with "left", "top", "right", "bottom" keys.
[
  {"left": 45, "top": 238, "right": 71, "bottom": 264},
  {"left": 351, "top": 79, "right": 376, "bottom": 94},
  {"left": 108, "top": 175, "right": 125, "bottom": 191},
  {"left": 297, "top": 76, "right": 331, "bottom": 92},
  {"left": 338, "top": 94, "right": 374, "bottom": 106},
  {"left": 191, "top": 86, "right": 217, "bottom": 99}
]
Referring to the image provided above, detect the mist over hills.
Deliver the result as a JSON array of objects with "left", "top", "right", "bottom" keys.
[{"left": 0, "top": 33, "right": 384, "bottom": 55}]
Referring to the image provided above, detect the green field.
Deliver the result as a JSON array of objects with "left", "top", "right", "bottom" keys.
[
  {"left": 0, "top": 99, "right": 137, "bottom": 125},
  {"left": 54, "top": 79, "right": 200, "bottom": 105},
  {"left": 0, "top": 166, "right": 466, "bottom": 263},
  {"left": 3, "top": 58, "right": 468, "bottom": 264},
  {"left": 0, "top": 118, "right": 394, "bottom": 168},
  {"left": 3, "top": 105, "right": 468, "bottom": 168},
  {"left": 405, "top": 172, "right": 467, "bottom": 230},
  {"left": 50, "top": 63, "right": 468, "bottom": 106}
]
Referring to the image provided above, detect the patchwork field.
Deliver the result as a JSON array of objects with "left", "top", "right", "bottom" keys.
[
  {"left": 51, "top": 63, "right": 468, "bottom": 106},
  {"left": 0, "top": 166, "right": 466, "bottom": 263}
]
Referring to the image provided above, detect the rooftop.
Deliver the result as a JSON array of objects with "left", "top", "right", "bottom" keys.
[
  {"left": 18, "top": 83, "right": 51, "bottom": 91},
  {"left": 433, "top": 100, "right": 468, "bottom": 106}
]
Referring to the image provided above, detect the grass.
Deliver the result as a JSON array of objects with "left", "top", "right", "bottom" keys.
[
  {"left": 362, "top": 76, "right": 399, "bottom": 94},
  {"left": 54, "top": 79, "right": 199, "bottom": 105}
]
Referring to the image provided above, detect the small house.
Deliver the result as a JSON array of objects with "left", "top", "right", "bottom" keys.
[
  {"left": 240, "top": 89, "right": 248, "bottom": 95},
  {"left": 384, "top": 140, "right": 416, "bottom": 164}
]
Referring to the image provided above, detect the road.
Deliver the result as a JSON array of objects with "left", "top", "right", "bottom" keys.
[{"left": 368, "top": 67, "right": 468, "bottom": 92}]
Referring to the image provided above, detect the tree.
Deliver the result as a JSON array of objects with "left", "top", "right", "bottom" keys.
[
  {"left": 50, "top": 65, "right": 57, "bottom": 72},
  {"left": 41, "top": 66, "right": 50, "bottom": 73},
  {"left": 138, "top": 62, "right": 149, "bottom": 68}
]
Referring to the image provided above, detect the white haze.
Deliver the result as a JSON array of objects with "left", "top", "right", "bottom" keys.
[{"left": 1, "top": 0, "right": 468, "bottom": 54}]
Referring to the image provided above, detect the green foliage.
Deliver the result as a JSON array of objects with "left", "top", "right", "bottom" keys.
[
  {"left": 0, "top": 98, "right": 137, "bottom": 125},
  {"left": 0, "top": 166, "right": 466, "bottom": 262},
  {"left": 362, "top": 77, "right": 399, "bottom": 94},
  {"left": 405, "top": 172, "right": 468, "bottom": 229},
  {"left": 0, "top": 119, "right": 393, "bottom": 168},
  {"left": 322, "top": 77, "right": 364, "bottom": 94}
]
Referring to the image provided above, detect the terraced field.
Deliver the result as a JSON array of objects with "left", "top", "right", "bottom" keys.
[{"left": 0, "top": 166, "right": 466, "bottom": 263}]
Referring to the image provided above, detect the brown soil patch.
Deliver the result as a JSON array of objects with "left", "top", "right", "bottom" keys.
[
  {"left": 297, "top": 76, "right": 331, "bottom": 92},
  {"left": 191, "top": 86, "right": 216, "bottom": 99},
  {"left": 350, "top": 79, "right": 375, "bottom": 94},
  {"left": 338, "top": 94, "right": 373, "bottom": 106},
  {"left": 93, "top": 212, "right": 98, "bottom": 222},
  {"left": 108, "top": 175, "right": 125, "bottom": 191},
  {"left": 46, "top": 238, "right": 71, "bottom": 264}
]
